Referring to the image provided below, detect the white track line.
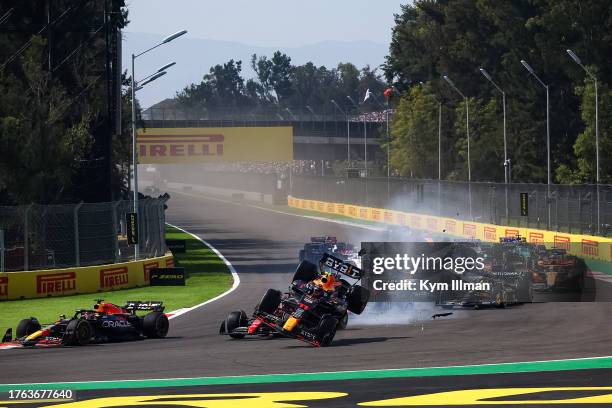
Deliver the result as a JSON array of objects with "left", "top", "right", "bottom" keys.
[{"left": 165, "top": 223, "right": 240, "bottom": 320}]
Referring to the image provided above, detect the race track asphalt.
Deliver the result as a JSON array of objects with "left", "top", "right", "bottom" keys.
[{"left": 1, "top": 192, "right": 612, "bottom": 388}]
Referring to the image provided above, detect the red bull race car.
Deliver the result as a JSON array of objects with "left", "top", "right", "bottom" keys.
[
  {"left": 1, "top": 300, "right": 169, "bottom": 349},
  {"left": 221, "top": 253, "right": 370, "bottom": 347}
]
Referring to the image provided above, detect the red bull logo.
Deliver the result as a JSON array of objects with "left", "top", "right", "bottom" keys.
[
  {"left": 100, "top": 267, "right": 129, "bottom": 288},
  {"left": 138, "top": 134, "right": 224, "bottom": 157},
  {"left": 484, "top": 227, "right": 496, "bottom": 241},
  {"left": 36, "top": 272, "right": 76, "bottom": 295},
  {"left": 0, "top": 276, "right": 7, "bottom": 297}
]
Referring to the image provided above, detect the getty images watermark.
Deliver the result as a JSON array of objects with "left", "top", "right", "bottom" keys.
[{"left": 359, "top": 242, "right": 598, "bottom": 304}]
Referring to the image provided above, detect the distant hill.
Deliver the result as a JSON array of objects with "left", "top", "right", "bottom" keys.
[{"left": 123, "top": 32, "right": 388, "bottom": 108}]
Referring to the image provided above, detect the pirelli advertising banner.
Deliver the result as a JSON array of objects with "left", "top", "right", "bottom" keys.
[
  {"left": 287, "top": 196, "right": 612, "bottom": 263},
  {"left": 0, "top": 254, "right": 174, "bottom": 301},
  {"left": 137, "top": 127, "right": 293, "bottom": 164}
]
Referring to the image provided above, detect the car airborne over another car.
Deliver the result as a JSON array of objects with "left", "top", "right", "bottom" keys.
[
  {"left": 254, "top": 253, "right": 369, "bottom": 347},
  {"left": 1, "top": 300, "right": 169, "bottom": 349}
]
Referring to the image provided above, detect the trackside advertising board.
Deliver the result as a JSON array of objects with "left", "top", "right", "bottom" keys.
[
  {"left": 137, "top": 127, "right": 293, "bottom": 164},
  {"left": 0, "top": 254, "right": 174, "bottom": 300},
  {"left": 288, "top": 196, "right": 612, "bottom": 263}
]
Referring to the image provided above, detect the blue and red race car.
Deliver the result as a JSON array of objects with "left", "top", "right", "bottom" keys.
[{"left": 1, "top": 300, "right": 169, "bottom": 349}]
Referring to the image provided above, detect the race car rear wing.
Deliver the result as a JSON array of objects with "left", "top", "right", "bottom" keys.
[
  {"left": 124, "top": 300, "right": 165, "bottom": 312},
  {"left": 320, "top": 253, "right": 362, "bottom": 280}
]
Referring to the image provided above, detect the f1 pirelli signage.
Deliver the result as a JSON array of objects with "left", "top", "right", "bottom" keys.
[
  {"left": 288, "top": 196, "right": 612, "bottom": 263},
  {"left": 137, "top": 127, "right": 294, "bottom": 164},
  {"left": 0, "top": 254, "right": 173, "bottom": 300}
]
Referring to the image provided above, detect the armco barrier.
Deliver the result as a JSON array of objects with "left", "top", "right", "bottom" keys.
[
  {"left": 0, "top": 254, "right": 174, "bottom": 301},
  {"left": 288, "top": 196, "right": 612, "bottom": 263}
]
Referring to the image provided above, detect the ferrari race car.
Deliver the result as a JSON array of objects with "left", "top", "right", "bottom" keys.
[
  {"left": 253, "top": 253, "right": 369, "bottom": 347},
  {"left": 1, "top": 300, "right": 169, "bottom": 348}
]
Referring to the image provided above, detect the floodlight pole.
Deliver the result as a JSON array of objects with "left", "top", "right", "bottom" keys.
[{"left": 521, "top": 59, "right": 551, "bottom": 229}]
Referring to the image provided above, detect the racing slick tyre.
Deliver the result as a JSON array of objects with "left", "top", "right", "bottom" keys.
[
  {"left": 318, "top": 317, "right": 339, "bottom": 347},
  {"left": 348, "top": 285, "right": 370, "bottom": 315},
  {"left": 143, "top": 311, "right": 169, "bottom": 338},
  {"left": 63, "top": 319, "right": 92, "bottom": 346},
  {"left": 292, "top": 260, "right": 318, "bottom": 283},
  {"left": 16, "top": 318, "right": 41, "bottom": 338},
  {"left": 226, "top": 310, "right": 248, "bottom": 339},
  {"left": 337, "top": 312, "right": 348, "bottom": 330},
  {"left": 258, "top": 289, "right": 282, "bottom": 313}
]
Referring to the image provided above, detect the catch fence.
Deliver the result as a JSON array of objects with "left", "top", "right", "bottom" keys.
[{"left": 0, "top": 198, "right": 167, "bottom": 272}]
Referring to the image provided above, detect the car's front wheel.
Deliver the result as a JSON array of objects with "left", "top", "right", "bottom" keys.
[
  {"left": 225, "top": 310, "right": 248, "bottom": 339},
  {"left": 16, "top": 318, "right": 41, "bottom": 339},
  {"left": 318, "top": 317, "right": 338, "bottom": 347}
]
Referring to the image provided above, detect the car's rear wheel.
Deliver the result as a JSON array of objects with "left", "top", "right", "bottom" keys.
[
  {"left": 143, "top": 312, "right": 169, "bottom": 338},
  {"left": 348, "top": 285, "right": 370, "bottom": 315},
  {"left": 16, "top": 318, "right": 41, "bottom": 339},
  {"left": 226, "top": 310, "right": 248, "bottom": 339},
  {"left": 63, "top": 319, "right": 92, "bottom": 346},
  {"left": 258, "top": 289, "right": 282, "bottom": 313},
  {"left": 292, "top": 260, "right": 318, "bottom": 283},
  {"left": 318, "top": 317, "right": 338, "bottom": 347}
]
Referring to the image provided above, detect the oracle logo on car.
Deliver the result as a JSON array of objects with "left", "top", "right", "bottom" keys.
[
  {"left": 100, "top": 267, "right": 129, "bottom": 288},
  {"left": 0, "top": 276, "right": 7, "bottom": 297},
  {"left": 138, "top": 134, "right": 224, "bottom": 157},
  {"left": 36, "top": 272, "right": 76, "bottom": 295}
]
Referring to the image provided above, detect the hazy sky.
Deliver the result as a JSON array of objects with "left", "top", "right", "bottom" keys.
[{"left": 124, "top": 0, "right": 404, "bottom": 47}]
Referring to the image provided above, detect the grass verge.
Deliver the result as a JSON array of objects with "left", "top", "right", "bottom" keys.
[{"left": 0, "top": 225, "right": 232, "bottom": 333}]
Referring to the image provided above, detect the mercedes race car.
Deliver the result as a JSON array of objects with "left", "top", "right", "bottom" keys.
[
  {"left": 1, "top": 300, "right": 169, "bottom": 348},
  {"left": 253, "top": 253, "right": 369, "bottom": 347}
]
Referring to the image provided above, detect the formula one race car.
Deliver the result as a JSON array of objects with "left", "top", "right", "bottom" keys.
[
  {"left": 299, "top": 236, "right": 361, "bottom": 266},
  {"left": 253, "top": 253, "right": 369, "bottom": 347},
  {"left": 219, "top": 258, "right": 355, "bottom": 340},
  {"left": 531, "top": 248, "right": 587, "bottom": 291},
  {"left": 1, "top": 300, "right": 169, "bottom": 348}
]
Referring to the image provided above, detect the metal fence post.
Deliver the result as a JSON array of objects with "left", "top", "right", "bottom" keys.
[
  {"left": 74, "top": 201, "right": 83, "bottom": 267},
  {"left": 0, "top": 229, "right": 4, "bottom": 272},
  {"left": 24, "top": 203, "right": 33, "bottom": 271},
  {"left": 112, "top": 201, "right": 120, "bottom": 262}
]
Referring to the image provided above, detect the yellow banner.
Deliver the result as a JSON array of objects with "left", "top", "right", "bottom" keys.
[
  {"left": 137, "top": 127, "right": 293, "bottom": 164},
  {"left": 0, "top": 254, "right": 174, "bottom": 300},
  {"left": 288, "top": 196, "right": 612, "bottom": 262}
]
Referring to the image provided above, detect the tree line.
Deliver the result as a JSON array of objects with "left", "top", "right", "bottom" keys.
[
  {"left": 384, "top": 0, "right": 612, "bottom": 184},
  {"left": 173, "top": 53, "right": 387, "bottom": 117},
  {"left": 0, "top": 1, "right": 128, "bottom": 205}
]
